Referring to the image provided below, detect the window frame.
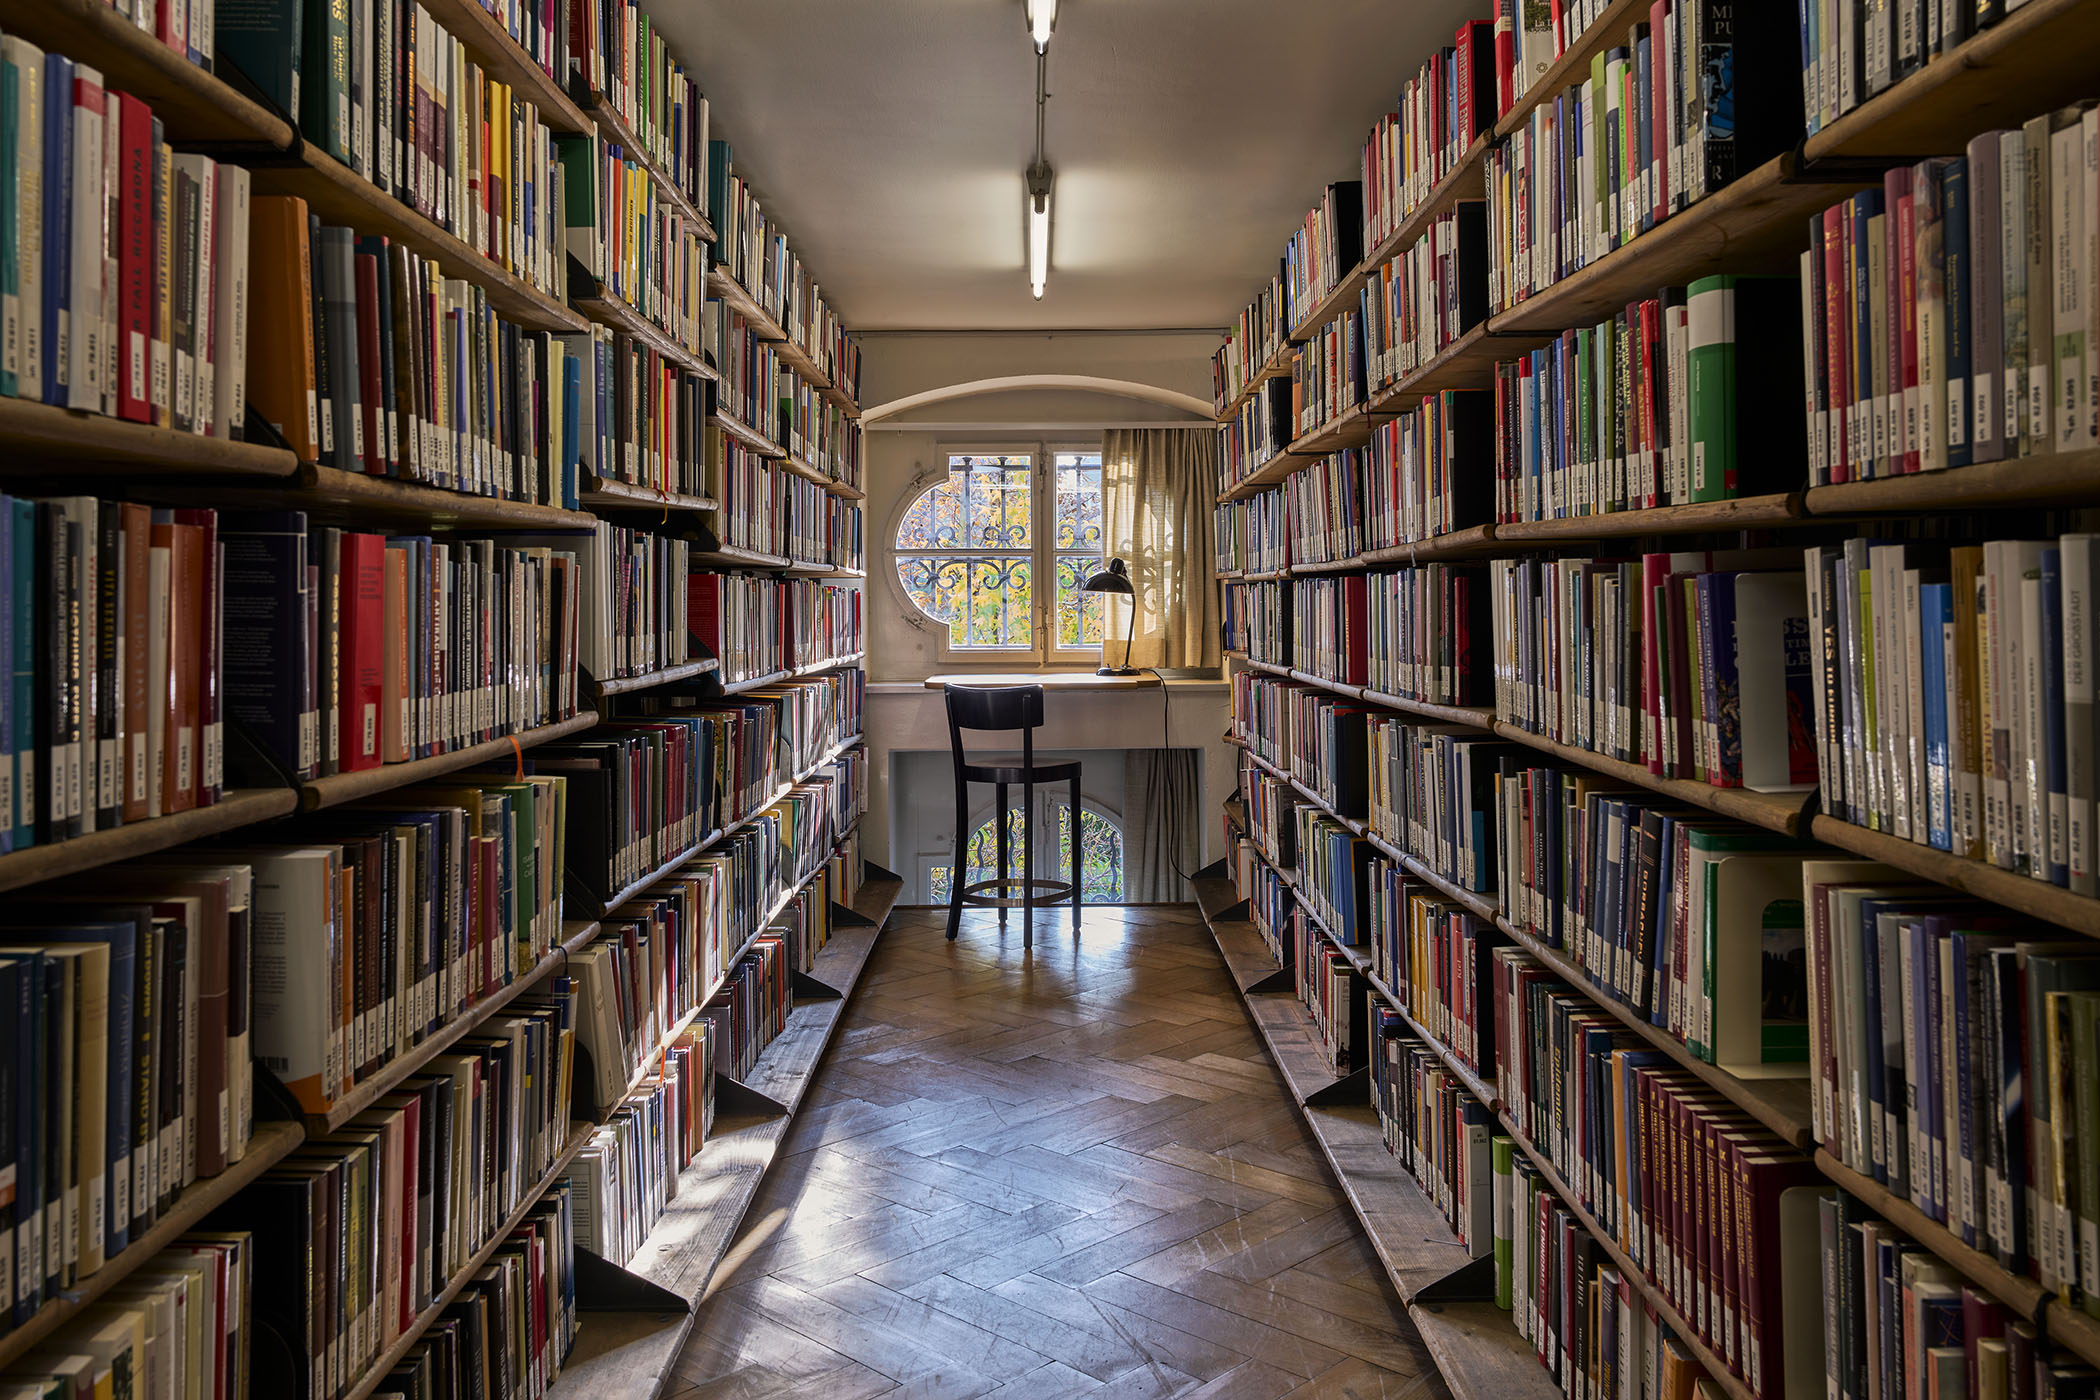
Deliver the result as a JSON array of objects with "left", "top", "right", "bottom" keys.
[{"left": 889, "top": 438, "right": 1107, "bottom": 667}]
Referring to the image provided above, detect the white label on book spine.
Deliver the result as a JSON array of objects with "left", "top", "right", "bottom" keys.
[
  {"left": 1974, "top": 374, "right": 1994, "bottom": 445},
  {"left": 128, "top": 330, "right": 144, "bottom": 406},
  {"left": 3, "top": 295, "right": 18, "bottom": 379},
  {"left": 1949, "top": 378, "right": 1967, "bottom": 446}
]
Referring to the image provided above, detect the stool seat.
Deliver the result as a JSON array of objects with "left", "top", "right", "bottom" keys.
[{"left": 943, "top": 683, "right": 1082, "bottom": 948}]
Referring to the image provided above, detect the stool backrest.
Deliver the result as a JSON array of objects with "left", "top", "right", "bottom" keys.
[{"left": 945, "top": 684, "right": 1044, "bottom": 770}]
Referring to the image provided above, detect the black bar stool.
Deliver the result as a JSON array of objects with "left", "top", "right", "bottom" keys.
[{"left": 943, "top": 684, "right": 1082, "bottom": 947}]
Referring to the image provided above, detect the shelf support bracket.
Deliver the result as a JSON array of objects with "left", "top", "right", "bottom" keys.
[
  {"left": 1244, "top": 966, "right": 1296, "bottom": 995},
  {"left": 1413, "top": 1253, "right": 1499, "bottom": 1304},
  {"left": 572, "top": 1246, "right": 693, "bottom": 1313},
  {"left": 714, "top": 1070, "right": 791, "bottom": 1120},
  {"left": 792, "top": 968, "right": 844, "bottom": 1001},
  {"left": 1303, "top": 1065, "right": 1370, "bottom": 1109},
  {"left": 831, "top": 898, "right": 877, "bottom": 929}
]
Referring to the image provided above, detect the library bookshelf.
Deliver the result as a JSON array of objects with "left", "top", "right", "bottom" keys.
[
  {"left": 1208, "top": 4, "right": 2100, "bottom": 1398},
  {"left": 0, "top": 0, "right": 874, "bottom": 1385}
]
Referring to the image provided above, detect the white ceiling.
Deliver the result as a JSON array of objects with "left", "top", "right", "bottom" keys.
[{"left": 655, "top": 0, "right": 1482, "bottom": 332}]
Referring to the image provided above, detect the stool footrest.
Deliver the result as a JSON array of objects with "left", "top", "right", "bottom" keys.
[{"left": 960, "top": 875, "right": 1078, "bottom": 908}]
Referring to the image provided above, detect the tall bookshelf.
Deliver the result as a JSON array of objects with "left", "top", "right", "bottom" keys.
[
  {"left": 0, "top": 0, "right": 894, "bottom": 1393},
  {"left": 1208, "top": 4, "right": 2100, "bottom": 1399}
]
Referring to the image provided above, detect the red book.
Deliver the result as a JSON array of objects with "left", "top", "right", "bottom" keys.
[
  {"left": 114, "top": 93, "right": 154, "bottom": 423},
  {"left": 354, "top": 251, "right": 385, "bottom": 474},
  {"left": 119, "top": 504, "right": 151, "bottom": 821},
  {"left": 1493, "top": 5, "right": 1517, "bottom": 117},
  {"left": 1891, "top": 167, "right": 1921, "bottom": 473},
  {"left": 1821, "top": 206, "right": 1852, "bottom": 483},
  {"left": 337, "top": 532, "right": 386, "bottom": 771},
  {"left": 160, "top": 521, "right": 203, "bottom": 814}
]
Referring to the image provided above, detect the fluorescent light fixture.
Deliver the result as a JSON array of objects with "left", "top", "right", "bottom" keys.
[
  {"left": 1026, "top": 164, "right": 1053, "bottom": 299},
  {"left": 1026, "top": 0, "right": 1057, "bottom": 50}
]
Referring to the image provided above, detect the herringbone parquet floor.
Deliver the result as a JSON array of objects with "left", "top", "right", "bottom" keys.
[{"left": 668, "top": 904, "right": 1441, "bottom": 1400}]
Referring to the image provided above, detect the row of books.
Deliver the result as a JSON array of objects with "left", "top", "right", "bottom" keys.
[
  {"left": 1483, "top": 5, "right": 1799, "bottom": 316},
  {"left": 1496, "top": 274, "right": 1807, "bottom": 522},
  {"left": 1293, "top": 910, "right": 1361, "bottom": 1077},
  {"left": 779, "top": 375, "right": 863, "bottom": 490},
  {"left": 572, "top": 0, "right": 709, "bottom": 213},
  {"left": 687, "top": 573, "right": 866, "bottom": 683},
  {"left": 1283, "top": 183, "right": 1363, "bottom": 338},
  {"left": 1219, "top": 576, "right": 1287, "bottom": 665},
  {"left": 707, "top": 445, "right": 866, "bottom": 568},
  {"left": 211, "top": 1038, "right": 579, "bottom": 1400},
  {"left": 0, "top": 1232, "right": 252, "bottom": 1399},
  {"left": 559, "top": 322, "right": 705, "bottom": 503},
  {"left": 1212, "top": 274, "right": 1284, "bottom": 418},
  {"left": 708, "top": 141, "right": 860, "bottom": 401},
  {"left": 0, "top": 858, "right": 263, "bottom": 1324},
  {"left": 251, "top": 196, "right": 577, "bottom": 506},
  {"left": 226, "top": 0, "right": 570, "bottom": 301},
  {"left": 1218, "top": 377, "right": 1293, "bottom": 491},
  {"left": 1802, "top": 114, "right": 2100, "bottom": 488},
  {"left": 232, "top": 773, "right": 571, "bottom": 1117},
  {"left": 1232, "top": 676, "right": 1363, "bottom": 825},
  {"left": 1487, "top": 551, "right": 1816, "bottom": 789},
  {"left": 1360, "top": 202, "right": 1488, "bottom": 398},
  {"left": 1290, "top": 305, "right": 1363, "bottom": 441},
  {"left": 1360, "top": 21, "right": 1495, "bottom": 254},
  {"left": 569, "top": 522, "right": 690, "bottom": 684},
  {"left": 711, "top": 308, "right": 789, "bottom": 451},
  {"left": 1799, "top": 0, "right": 2044, "bottom": 138},
  {"left": 704, "top": 933, "right": 791, "bottom": 1086},
  {"left": 226, "top": 512, "right": 585, "bottom": 785},
  {"left": 1, "top": 499, "right": 223, "bottom": 850},
  {"left": 564, "top": 1015, "right": 711, "bottom": 1266},
  {"left": 559, "top": 128, "right": 710, "bottom": 358},
  {"left": 369, "top": 1181, "right": 576, "bottom": 1399},
  {"left": 0, "top": 49, "right": 250, "bottom": 436},
  {"left": 1372, "top": 1008, "right": 1496, "bottom": 1254}
]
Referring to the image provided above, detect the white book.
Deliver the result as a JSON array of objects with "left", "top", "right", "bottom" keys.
[
  {"left": 2002, "top": 127, "right": 2031, "bottom": 456},
  {"left": 209, "top": 164, "right": 249, "bottom": 441},
  {"left": 65, "top": 66, "right": 105, "bottom": 413},
  {"left": 171, "top": 155, "right": 213, "bottom": 437},
  {"left": 2052, "top": 117, "right": 2088, "bottom": 453},
  {"left": 2024, "top": 112, "right": 2056, "bottom": 454},
  {"left": 2068, "top": 536, "right": 2099, "bottom": 894},
  {"left": 3, "top": 41, "right": 41, "bottom": 402},
  {"left": 99, "top": 91, "right": 117, "bottom": 419}
]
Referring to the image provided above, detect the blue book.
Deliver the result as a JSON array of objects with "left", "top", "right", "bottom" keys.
[
  {"left": 8, "top": 498, "right": 33, "bottom": 851},
  {"left": 2041, "top": 547, "right": 2070, "bottom": 886},
  {"left": 1851, "top": 190, "right": 1884, "bottom": 476},
  {"left": 4, "top": 917, "right": 136, "bottom": 1260},
  {"left": 3, "top": 948, "right": 42, "bottom": 1322},
  {"left": 39, "top": 54, "right": 68, "bottom": 408},
  {"left": 1920, "top": 582, "right": 1954, "bottom": 852},
  {"left": 560, "top": 353, "right": 581, "bottom": 508}
]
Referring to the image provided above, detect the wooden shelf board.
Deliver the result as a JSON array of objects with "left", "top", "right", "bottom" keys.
[
  {"left": 718, "top": 667, "right": 793, "bottom": 696},
  {"left": 1213, "top": 352, "right": 1292, "bottom": 425},
  {"left": 1488, "top": 153, "right": 1873, "bottom": 336},
  {"left": 417, "top": 0, "right": 591, "bottom": 134},
  {"left": 574, "top": 84, "right": 714, "bottom": 240},
  {"left": 1287, "top": 262, "right": 1373, "bottom": 346},
  {"left": 1361, "top": 136, "right": 1491, "bottom": 273},
  {"left": 1217, "top": 446, "right": 1313, "bottom": 502},
  {"left": 691, "top": 545, "right": 794, "bottom": 570},
  {"left": 0, "top": 787, "right": 298, "bottom": 896},
  {"left": 0, "top": 399, "right": 299, "bottom": 478},
  {"left": 0, "top": 1119, "right": 305, "bottom": 1371},
  {"left": 593, "top": 657, "right": 723, "bottom": 697},
  {"left": 1805, "top": 0, "right": 2100, "bottom": 162},
  {"left": 791, "top": 653, "right": 866, "bottom": 679},
  {"left": 1808, "top": 813, "right": 2100, "bottom": 938},
  {"left": 286, "top": 465, "right": 597, "bottom": 531},
  {"left": 779, "top": 451, "right": 867, "bottom": 498},
  {"left": 1409, "top": 1299, "right": 1561, "bottom": 1400},
  {"left": 1492, "top": 492, "right": 1806, "bottom": 543},
  {"left": 710, "top": 409, "right": 786, "bottom": 458},
  {"left": 1287, "top": 403, "right": 1384, "bottom": 459},
  {"left": 579, "top": 476, "right": 720, "bottom": 516},
  {"left": 570, "top": 287, "right": 709, "bottom": 377},
  {"left": 1355, "top": 689, "right": 1498, "bottom": 730},
  {"left": 3, "top": 0, "right": 293, "bottom": 146},
  {"left": 616, "top": 879, "right": 899, "bottom": 1304},
  {"left": 1359, "top": 524, "right": 1502, "bottom": 566},
  {"left": 1492, "top": 0, "right": 1650, "bottom": 141},
  {"left": 1490, "top": 721, "right": 1815, "bottom": 836},
  {"left": 309, "top": 918, "right": 603, "bottom": 1134},
  {"left": 1368, "top": 323, "right": 1536, "bottom": 411},
  {"left": 251, "top": 146, "right": 586, "bottom": 334},
  {"left": 1803, "top": 448, "right": 2100, "bottom": 516},
  {"left": 706, "top": 268, "right": 788, "bottom": 343},
  {"left": 300, "top": 711, "right": 599, "bottom": 810},
  {"left": 784, "top": 562, "right": 866, "bottom": 578},
  {"left": 344, "top": 1121, "right": 598, "bottom": 1400},
  {"left": 543, "top": 1305, "right": 696, "bottom": 1400}
]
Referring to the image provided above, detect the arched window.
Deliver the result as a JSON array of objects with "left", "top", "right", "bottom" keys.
[
  {"left": 893, "top": 446, "right": 1105, "bottom": 661},
  {"left": 928, "top": 800, "right": 1124, "bottom": 905}
]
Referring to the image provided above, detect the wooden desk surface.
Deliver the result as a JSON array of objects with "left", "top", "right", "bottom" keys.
[{"left": 923, "top": 672, "right": 1163, "bottom": 691}]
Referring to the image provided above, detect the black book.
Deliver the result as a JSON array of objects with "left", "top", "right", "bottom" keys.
[
  {"left": 94, "top": 503, "right": 119, "bottom": 830},
  {"left": 309, "top": 212, "right": 335, "bottom": 469},
  {"left": 219, "top": 511, "right": 315, "bottom": 782}
]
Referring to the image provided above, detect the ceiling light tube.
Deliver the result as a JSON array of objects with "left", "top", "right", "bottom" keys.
[
  {"left": 1026, "top": 0, "right": 1057, "bottom": 50},
  {"left": 1027, "top": 164, "right": 1053, "bottom": 299}
]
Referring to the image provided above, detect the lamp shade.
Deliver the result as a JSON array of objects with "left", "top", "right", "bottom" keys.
[{"left": 1079, "top": 557, "right": 1133, "bottom": 596}]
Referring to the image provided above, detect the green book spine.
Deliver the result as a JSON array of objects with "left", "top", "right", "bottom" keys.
[
  {"left": 301, "top": 0, "right": 352, "bottom": 164},
  {"left": 1492, "top": 1135, "right": 1515, "bottom": 1310},
  {"left": 1687, "top": 273, "right": 1737, "bottom": 502}
]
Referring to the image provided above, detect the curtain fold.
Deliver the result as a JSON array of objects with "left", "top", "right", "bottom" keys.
[
  {"left": 1100, "top": 429, "right": 1220, "bottom": 671},
  {"left": 1122, "top": 747, "right": 1199, "bottom": 903}
]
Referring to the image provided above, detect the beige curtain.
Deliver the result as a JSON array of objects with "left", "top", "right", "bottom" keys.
[
  {"left": 1100, "top": 429, "right": 1220, "bottom": 671},
  {"left": 1122, "top": 747, "right": 1199, "bottom": 902}
]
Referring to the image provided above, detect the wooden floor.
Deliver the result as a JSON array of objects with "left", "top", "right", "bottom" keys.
[{"left": 668, "top": 904, "right": 1440, "bottom": 1400}]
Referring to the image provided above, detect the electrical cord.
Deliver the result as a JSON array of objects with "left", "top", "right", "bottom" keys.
[{"left": 1143, "top": 668, "right": 1195, "bottom": 890}]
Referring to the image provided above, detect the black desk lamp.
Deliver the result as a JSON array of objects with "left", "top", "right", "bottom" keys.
[{"left": 1081, "top": 557, "right": 1138, "bottom": 676}]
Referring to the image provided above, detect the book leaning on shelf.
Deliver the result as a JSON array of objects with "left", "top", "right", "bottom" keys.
[
  {"left": 246, "top": 198, "right": 583, "bottom": 507},
  {"left": 560, "top": 321, "right": 710, "bottom": 498},
  {"left": 1486, "top": 2, "right": 1803, "bottom": 314},
  {"left": 1283, "top": 181, "right": 1362, "bottom": 335},
  {"left": 687, "top": 573, "right": 864, "bottom": 682},
  {"left": 0, "top": 1232, "right": 253, "bottom": 1399},
  {"left": 563, "top": 1014, "right": 710, "bottom": 1267},
  {"left": 1361, "top": 19, "right": 1494, "bottom": 251},
  {"left": 1800, "top": 108, "right": 2100, "bottom": 487},
  {"left": 221, "top": 4, "right": 568, "bottom": 301},
  {"left": 208, "top": 1059, "right": 578, "bottom": 1400},
  {"left": 0, "top": 45, "right": 250, "bottom": 434},
  {"left": 1799, "top": 0, "right": 2037, "bottom": 138},
  {"left": 707, "top": 141, "right": 861, "bottom": 400},
  {"left": 220, "top": 513, "right": 584, "bottom": 785}
]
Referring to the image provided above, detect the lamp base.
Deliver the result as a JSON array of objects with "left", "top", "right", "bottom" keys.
[{"left": 1095, "top": 665, "right": 1140, "bottom": 677}]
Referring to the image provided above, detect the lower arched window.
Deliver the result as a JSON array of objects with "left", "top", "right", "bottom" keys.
[{"left": 929, "top": 799, "right": 1124, "bottom": 905}]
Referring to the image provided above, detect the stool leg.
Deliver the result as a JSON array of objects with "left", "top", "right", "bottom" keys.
[
  {"left": 1022, "top": 779, "right": 1035, "bottom": 951},
  {"left": 994, "top": 782, "right": 1009, "bottom": 929},
  {"left": 1070, "top": 774, "right": 1083, "bottom": 931},
  {"left": 947, "top": 771, "right": 968, "bottom": 942}
]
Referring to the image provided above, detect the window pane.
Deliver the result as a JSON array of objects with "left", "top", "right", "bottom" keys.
[
  {"left": 963, "top": 557, "right": 1032, "bottom": 648},
  {"left": 939, "top": 805, "right": 1124, "bottom": 905},
  {"left": 955, "top": 454, "right": 1032, "bottom": 549},
  {"left": 1054, "top": 555, "right": 1106, "bottom": 650},
  {"left": 1054, "top": 453, "right": 1103, "bottom": 552},
  {"left": 896, "top": 555, "right": 970, "bottom": 630}
]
